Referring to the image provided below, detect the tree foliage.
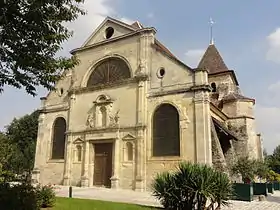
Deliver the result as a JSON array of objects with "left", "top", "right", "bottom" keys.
[
  {"left": 0, "top": 0, "right": 85, "bottom": 95},
  {"left": 266, "top": 145, "right": 280, "bottom": 174},
  {"left": 0, "top": 110, "right": 40, "bottom": 179},
  {"left": 230, "top": 156, "right": 269, "bottom": 183}
]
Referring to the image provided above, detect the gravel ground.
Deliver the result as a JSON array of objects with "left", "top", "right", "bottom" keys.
[{"left": 54, "top": 185, "right": 280, "bottom": 209}]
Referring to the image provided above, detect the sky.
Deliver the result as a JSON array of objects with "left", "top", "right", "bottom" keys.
[{"left": 1, "top": 0, "right": 280, "bottom": 153}]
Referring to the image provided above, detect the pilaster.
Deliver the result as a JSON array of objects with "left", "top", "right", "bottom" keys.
[
  {"left": 81, "top": 140, "right": 90, "bottom": 187},
  {"left": 63, "top": 93, "right": 75, "bottom": 185},
  {"left": 63, "top": 138, "right": 72, "bottom": 185},
  {"left": 193, "top": 68, "right": 212, "bottom": 165},
  {"left": 32, "top": 112, "right": 45, "bottom": 183},
  {"left": 111, "top": 136, "right": 120, "bottom": 189}
]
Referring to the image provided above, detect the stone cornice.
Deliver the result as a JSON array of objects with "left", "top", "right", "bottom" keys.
[
  {"left": 66, "top": 124, "right": 146, "bottom": 135},
  {"left": 190, "top": 84, "right": 212, "bottom": 92},
  {"left": 148, "top": 84, "right": 212, "bottom": 98},
  {"left": 148, "top": 87, "right": 191, "bottom": 98},
  {"left": 69, "top": 76, "right": 148, "bottom": 95},
  {"left": 40, "top": 106, "right": 69, "bottom": 114},
  {"left": 228, "top": 115, "right": 255, "bottom": 120}
]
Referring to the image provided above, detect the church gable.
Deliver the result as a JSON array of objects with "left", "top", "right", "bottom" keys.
[
  {"left": 150, "top": 44, "right": 193, "bottom": 90},
  {"left": 44, "top": 71, "right": 72, "bottom": 106},
  {"left": 82, "top": 17, "right": 139, "bottom": 47}
]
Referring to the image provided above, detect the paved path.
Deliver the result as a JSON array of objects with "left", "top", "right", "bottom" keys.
[{"left": 55, "top": 185, "right": 280, "bottom": 209}]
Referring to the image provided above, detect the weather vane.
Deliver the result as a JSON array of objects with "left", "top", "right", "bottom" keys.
[{"left": 209, "top": 17, "right": 215, "bottom": 45}]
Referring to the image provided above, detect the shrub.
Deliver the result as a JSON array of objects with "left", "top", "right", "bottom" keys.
[
  {"left": 266, "top": 170, "right": 280, "bottom": 182},
  {"left": 230, "top": 156, "right": 256, "bottom": 183},
  {"left": 152, "top": 162, "right": 232, "bottom": 210},
  {"left": 36, "top": 184, "right": 56, "bottom": 208},
  {"left": 0, "top": 182, "right": 40, "bottom": 210},
  {"left": 231, "top": 157, "right": 270, "bottom": 183}
]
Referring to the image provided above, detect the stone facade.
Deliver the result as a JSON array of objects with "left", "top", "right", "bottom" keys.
[{"left": 32, "top": 17, "right": 263, "bottom": 191}]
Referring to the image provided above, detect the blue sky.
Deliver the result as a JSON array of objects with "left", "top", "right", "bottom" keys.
[{"left": 1, "top": 0, "right": 280, "bottom": 153}]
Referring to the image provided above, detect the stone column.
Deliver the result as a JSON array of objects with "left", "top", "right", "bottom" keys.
[
  {"left": 63, "top": 137, "right": 72, "bottom": 185},
  {"left": 111, "top": 137, "right": 120, "bottom": 189},
  {"left": 81, "top": 140, "right": 90, "bottom": 187}
]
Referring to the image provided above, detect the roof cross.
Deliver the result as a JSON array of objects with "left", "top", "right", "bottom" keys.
[{"left": 209, "top": 17, "right": 215, "bottom": 45}]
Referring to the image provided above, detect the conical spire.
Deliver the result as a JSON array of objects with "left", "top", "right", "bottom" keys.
[{"left": 198, "top": 44, "right": 228, "bottom": 73}]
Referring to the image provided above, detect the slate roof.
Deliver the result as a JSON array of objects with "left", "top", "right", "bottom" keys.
[
  {"left": 222, "top": 92, "right": 255, "bottom": 104},
  {"left": 198, "top": 44, "right": 228, "bottom": 73}
]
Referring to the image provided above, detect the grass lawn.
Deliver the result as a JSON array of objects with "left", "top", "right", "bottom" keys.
[{"left": 51, "top": 197, "right": 161, "bottom": 210}]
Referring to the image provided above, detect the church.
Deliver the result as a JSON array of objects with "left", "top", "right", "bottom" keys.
[{"left": 32, "top": 17, "right": 264, "bottom": 191}]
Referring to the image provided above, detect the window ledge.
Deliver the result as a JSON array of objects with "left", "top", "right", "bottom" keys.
[
  {"left": 47, "top": 159, "right": 65, "bottom": 163},
  {"left": 73, "top": 162, "right": 82, "bottom": 164},
  {"left": 148, "top": 156, "right": 182, "bottom": 161}
]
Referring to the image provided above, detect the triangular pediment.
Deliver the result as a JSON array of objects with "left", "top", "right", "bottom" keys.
[
  {"left": 122, "top": 133, "right": 136, "bottom": 141},
  {"left": 73, "top": 138, "right": 83, "bottom": 144},
  {"left": 82, "top": 17, "right": 139, "bottom": 47}
]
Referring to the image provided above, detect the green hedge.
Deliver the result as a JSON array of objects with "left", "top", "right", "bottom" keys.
[{"left": 0, "top": 182, "right": 56, "bottom": 210}]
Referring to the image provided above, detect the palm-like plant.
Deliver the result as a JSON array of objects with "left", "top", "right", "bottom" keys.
[{"left": 152, "top": 162, "right": 232, "bottom": 210}]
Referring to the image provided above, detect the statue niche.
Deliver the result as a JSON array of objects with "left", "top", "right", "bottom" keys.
[{"left": 86, "top": 94, "right": 120, "bottom": 129}]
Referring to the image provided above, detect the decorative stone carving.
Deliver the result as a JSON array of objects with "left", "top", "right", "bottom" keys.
[
  {"left": 122, "top": 133, "right": 136, "bottom": 141},
  {"left": 109, "top": 110, "right": 120, "bottom": 127},
  {"left": 135, "top": 59, "right": 146, "bottom": 76},
  {"left": 86, "top": 113, "right": 95, "bottom": 128}
]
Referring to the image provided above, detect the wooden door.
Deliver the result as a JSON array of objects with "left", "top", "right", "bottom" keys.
[{"left": 93, "top": 143, "right": 113, "bottom": 187}]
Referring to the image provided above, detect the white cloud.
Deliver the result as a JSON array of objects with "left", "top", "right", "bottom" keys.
[
  {"left": 185, "top": 49, "right": 204, "bottom": 68},
  {"left": 266, "top": 28, "right": 280, "bottom": 63},
  {"left": 255, "top": 104, "right": 280, "bottom": 154},
  {"left": 268, "top": 80, "right": 280, "bottom": 92},
  {"left": 60, "top": 0, "right": 132, "bottom": 56},
  {"left": 255, "top": 79, "right": 280, "bottom": 154}
]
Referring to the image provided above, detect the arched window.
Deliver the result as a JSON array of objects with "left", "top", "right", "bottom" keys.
[
  {"left": 76, "top": 145, "right": 82, "bottom": 162},
  {"left": 87, "top": 57, "right": 131, "bottom": 87},
  {"left": 51, "top": 117, "right": 66, "bottom": 159},
  {"left": 126, "top": 142, "right": 133, "bottom": 161},
  {"left": 153, "top": 104, "right": 180, "bottom": 156},
  {"left": 211, "top": 82, "right": 217, "bottom": 92}
]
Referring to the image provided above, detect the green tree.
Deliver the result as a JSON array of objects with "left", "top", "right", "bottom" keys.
[
  {"left": 5, "top": 110, "right": 40, "bottom": 177},
  {"left": 230, "top": 156, "right": 257, "bottom": 183},
  {"left": 266, "top": 145, "right": 280, "bottom": 174},
  {"left": 0, "top": 0, "right": 85, "bottom": 95}
]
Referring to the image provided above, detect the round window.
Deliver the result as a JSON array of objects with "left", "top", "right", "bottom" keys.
[
  {"left": 105, "top": 27, "right": 114, "bottom": 39},
  {"left": 157, "top": 68, "right": 166, "bottom": 78}
]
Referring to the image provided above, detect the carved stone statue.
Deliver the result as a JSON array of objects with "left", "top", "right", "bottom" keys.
[{"left": 86, "top": 113, "right": 95, "bottom": 128}]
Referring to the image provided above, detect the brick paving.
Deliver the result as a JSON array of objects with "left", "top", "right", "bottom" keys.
[{"left": 55, "top": 185, "right": 280, "bottom": 209}]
